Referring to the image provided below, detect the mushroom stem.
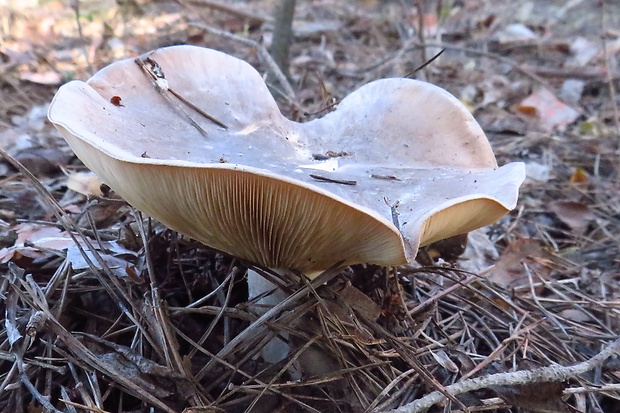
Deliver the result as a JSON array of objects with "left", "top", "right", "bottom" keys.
[
  {"left": 247, "top": 268, "right": 339, "bottom": 380},
  {"left": 247, "top": 269, "right": 291, "bottom": 363}
]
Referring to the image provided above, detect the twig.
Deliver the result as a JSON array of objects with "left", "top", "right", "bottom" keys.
[
  {"left": 173, "top": 325, "right": 320, "bottom": 412},
  {"left": 525, "top": 66, "right": 617, "bottom": 80},
  {"left": 460, "top": 315, "right": 542, "bottom": 381},
  {"left": 197, "top": 263, "right": 342, "bottom": 376},
  {"left": 0, "top": 147, "right": 156, "bottom": 354},
  {"left": 351, "top": 38, "right": 553, "bottom": 92},
  {"left": 70, "top": 0, "right": 93, "bottom": 75},
  {"left": 12, "top": 338, "right": 64, "bottom": 413},
  {"left": 565, "top": 383, "right": 620, "bottom": 394},
  {"left": 404, "top": 49, "right": 445, "bottom": 78},
  {"left": 600, "top": 0, "right": 620, "bottom": 162},
  {"left": 14, "top": 273, "right": 179, "bottom": 413},
  {"left": 134, "top": 56, "right": 227, "bottom": 133},
  {"left": 132, "top": 210, "right": 198, "bottom": 393},
  {"left": 413, "top": 0, "right": 427, "bottom": 79},
  {"left": 406, "top": 41, "right": 551, "bottom": 88},
  {"left": 270, "top": 0, "right": 297, "bottom": 79},
  {"left": 183, "top": 0, "right": 270, "bottom": 24},
  {"left": 309, "top": 173, "right": 356, "bottom": 185},
  {"left": 360, "top": 316, "right": 468, "bottom": 411},
  {"left": 380, "top": 336, "right": 620, "bottom": 413},
  {"left": 383, "top": 198, "right": 401, "bottom": 231},
  {"left": 58, "top": 399, "right": 111, "bottom": 413},
  {"left": 167, "top": 88, "right": 228, "bottom": 129},
  {"left": 188, "top": 22, "right": 298, "bottom": 105}
]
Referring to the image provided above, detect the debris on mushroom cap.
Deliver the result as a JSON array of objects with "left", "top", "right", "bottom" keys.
[{"left": 48, "top": 45, "right": 525, "bottom": 274}]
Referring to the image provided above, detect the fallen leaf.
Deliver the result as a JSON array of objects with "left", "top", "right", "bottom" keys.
[
  {"left": 0, "top": 223, "right": 75, "bottom": 263},
  {"left": 66, "top": 171, "right": 104, "bottom": 196},
  {"left": 570, "top": 36, "right": 599, "bottom": 66},
  {"left": 78, "top": 200, "right": 127, "bottom": 229},
  {"left": 492, "top": 381, "right": 570, "bottom": 413},
  {"left": 14, "top": 147, "right": 71, "bottom": 176},
  {"left": 577, "top": 119, "right": 600, "bottom": 137},
  {"left": 78, "top": 333, "right": 187, "bottom": 398},
  {"left": 559, "top": 308, "right": 593, "bottom": 323},
  {"left": 548, "top": 201, "right": 595, "bottom": 235},
  {"left": 19, "top": 70, "right": 63, "bottom": 85},
  {"left": 476, "top": 106, "right": 528, "bottom": 135},
  {"left": 337, "top": 283, "right": 382, "bottom": 321},
  {"left": 458, "top": 229, "right": 499, "bottom": 274},
  {"left": 488, "top": 239, "right": 554, "bottom": 292},
  {"left": 66, "top": 241, "right": 141, "bottom": 281},
  {"left": 63, "top": 204, "right": 82, "bottom": 214},
  {"left": 5, "top": 305, "right": 23, "bottom": 346},
  {"left": 487, "top": 360, "right": 570, "bottom": 412},
  {"left": 493, "top": 23, "right": 538, "bottom": 45},
  {"left": 569, "top": 167, "right": 588, "bottom": 183},
  {"left": 559, "top": 79, "right": 585, "bottom": 105},
  {"left": 517, "top": 88, "right": 580, "bottom": 131},
  {"left": 525, "top": 161, "right": 551, "bottom": 182},
  {"left": 431, "top": 349, "right": 459, "bottom": 373}
]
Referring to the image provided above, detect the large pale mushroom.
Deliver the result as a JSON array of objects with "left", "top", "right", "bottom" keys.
[{"left": 48, "top": 45, "right": 525, "bottom": 362}]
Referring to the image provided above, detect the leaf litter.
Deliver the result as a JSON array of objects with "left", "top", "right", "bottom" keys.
[{"left": 0, "top": 1, "right": 619, "bottom": 412}]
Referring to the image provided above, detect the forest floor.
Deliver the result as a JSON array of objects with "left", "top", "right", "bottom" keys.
[{"left": 0, "top": 0, "right": 619, "bottom": 412}]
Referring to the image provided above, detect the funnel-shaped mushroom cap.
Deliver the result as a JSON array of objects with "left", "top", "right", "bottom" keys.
[{"left": 48, "top": 45, "right": 525, "bottom": 273}]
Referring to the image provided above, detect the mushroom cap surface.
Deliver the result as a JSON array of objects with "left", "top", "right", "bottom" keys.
[{"left": 48, "top": 45, "right": 525, "bottom": 273}]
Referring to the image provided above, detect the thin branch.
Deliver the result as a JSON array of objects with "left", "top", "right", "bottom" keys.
[
  {"left": 134, "top": 56, "right": 227, "bottom": 133},
  {"left": 406, "top": 41, "right": 550, "bottom": 88},
  {"left": 413, "top": 0, "right": 427, "bottom": 79},
  {"left": 404, "top": 49, "right": 445, "bottom": 78},
  {"left": 380, "top": 336, "right": 620, "bottom": 413},
  {"left": 198, "top": 264, "right": 342, "bottom": 376},
  {"left": 269, "top": 0, "right": 296, "bottom": 79},
  {"left": 13, "top": 338, "right": 64, "bottom": 413},
  {"left": 600, "top": 0, "right": 620, "bottom": 162},
  {"left": 184, "top": 0, "right": 270, "bottom": 24},
  {"left": 70, "top": 0, "right": 94, "bottom": 75}
]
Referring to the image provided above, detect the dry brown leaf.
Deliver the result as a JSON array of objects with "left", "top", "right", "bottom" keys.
[
  {"left": 66, "top": 241, "right": 141, "bottom": 281},
  {"left": 79, "top": 333, "right": 189, "bottom": 399},
  {"left": 14, "top": 146, "right": 70, "bottom": 176},
  {"left": 26, "top": 401, "right": 44, "bottom": 413},
  {"left": 488, "top": 238, "right": 553, "bottom": 292},
  {"left": 517, "top": 88, "right": 580, "bottom": 131},
  {"left": 77, "top": 200, "right": 127, "bottom": 229},
  {"left": 430, "top": 349, "right": 459, "bottom": 373},
  {"left": 559, "top": 308, "right": 593, "bottom": 323},
  {"left": 0, "top": 223, "right": 75, "bottom": 263},
  {"left": 570, "top": 36, "right": 599, "bottom": 66},
  {"left": 337, "top": 283, "right": 382, "bottom": 321},
  {"left": 486, "top": 360, "right": 571, "bottom": 412},
  {"left": 492, "top": 380, "right": 570, "bottom": 413},
  {"left": 66, "top": 171, "right": 103, "bottom": 196},
  {"left": 569, "top": 167, "right": 589, "bottom": 183},
  {"left": 548, "top": 201, "right": 595, "bottom": 235},
  {"left": 493, "top": 23, "right": 538, "bottom": 46},
  {"left": 459, "top": 229, "right": 499, "bottom": 274},
  {"left": 19, "top": 70, "right": 63, "bottom": 85}
]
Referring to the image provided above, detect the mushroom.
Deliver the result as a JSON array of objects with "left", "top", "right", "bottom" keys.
[{"left": 48, "top": 45, "right": 525, "bottom": 363}]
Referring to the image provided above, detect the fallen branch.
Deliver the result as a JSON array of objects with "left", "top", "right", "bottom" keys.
[
  {"left": 183, "top": 0, "right": 270, "bottom": 25},
  {"left": 406, "top": 41, "right": 550, "bottom": 89},
  {"left": 380, "top": 336, "right": 620, "bottom": 413}
]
